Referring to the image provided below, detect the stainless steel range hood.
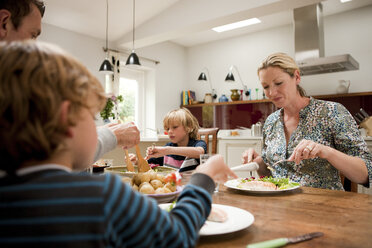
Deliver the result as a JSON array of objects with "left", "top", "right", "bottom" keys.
[{"left": 293, "top": 3, "right": 359, "bottom": 76}]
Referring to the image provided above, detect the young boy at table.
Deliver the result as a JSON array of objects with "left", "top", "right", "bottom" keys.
[
  {"left": 0, "top": 41, "right": 236, "bottom": 247},
  {"left": 144, "top": 108, "right": 207, "bottom": 172}
]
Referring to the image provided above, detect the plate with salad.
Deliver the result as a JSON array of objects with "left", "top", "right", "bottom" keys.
[{"left": 224, "top": 176, "right": 301, "bottom": 194}]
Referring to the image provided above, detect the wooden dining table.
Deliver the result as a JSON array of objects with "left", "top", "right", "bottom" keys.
[{"left": 196, "top": 185, "right": 372, "bottom": 248}]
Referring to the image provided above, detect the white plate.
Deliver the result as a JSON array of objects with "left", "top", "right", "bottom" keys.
[
  {"left": 224, "top": 178, "right": 300, "bottom": 194},
  {"left": 159, "top": 203, "right": 254, "bottom": 236}
]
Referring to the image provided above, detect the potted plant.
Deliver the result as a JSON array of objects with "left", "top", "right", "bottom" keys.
[{"left": 100, "top": 94, "right": 123, "bottom": 122}]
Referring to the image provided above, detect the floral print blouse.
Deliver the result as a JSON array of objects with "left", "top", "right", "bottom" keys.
[{"left": 261, "top": 97, "right": 372, "bottom": 190}]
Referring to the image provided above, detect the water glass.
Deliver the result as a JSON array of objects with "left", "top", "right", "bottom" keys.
[{"left": 199, "top": 154, "right": 219, "bottom": 193}]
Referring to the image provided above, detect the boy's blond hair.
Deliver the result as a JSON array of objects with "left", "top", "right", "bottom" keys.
[
  {"left": 258, "top": 52, "right": 306, "bottom": 97},
  {"left": 163, "top": 108, "right": 200, "bottom": 140},
  {"left": 0, "top": 41, "right": 106, "bottom": 174}
]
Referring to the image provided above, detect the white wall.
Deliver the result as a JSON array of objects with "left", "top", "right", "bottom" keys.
[
  {"left": 37, "top": 5, "right": 372, "bottom": 131},
  {"left": 186, "top": 5, "right": 372, "bottom": 100},
  {"left": 38, "top": 23, "right": 188, "bottom": 131},
  {"left": 137, "top": 42, "right": 188, "bottom": 130},
  {"left": 39, "top": 23, "right": 107, "bottom": 87}
]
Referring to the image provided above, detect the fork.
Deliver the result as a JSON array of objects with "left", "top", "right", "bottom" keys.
[{"left": 268, "top": 159, "right": 292, "bottom": 171}]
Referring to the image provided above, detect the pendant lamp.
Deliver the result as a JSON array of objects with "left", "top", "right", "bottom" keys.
[
  {"left": 99, "top": 0, "right": 114, "bottom": 74},
  {"left": 126, "top": 0, "right": 141, "bottom": 66}
]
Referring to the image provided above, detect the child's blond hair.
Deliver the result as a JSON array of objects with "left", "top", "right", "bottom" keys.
[
  {"left": 163, "top": 108, "right": 200, "bottom": 140},
  {"left": 0, "top": 41, "right": 106, "bottom": 174}
]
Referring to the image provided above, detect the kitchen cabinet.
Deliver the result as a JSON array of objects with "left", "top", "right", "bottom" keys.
[
  {"left": 218, "top": 137, "right": 262, "bottom": 178},
  {"left": 184, "top": 92, "right": 372, "bottom": 129}
]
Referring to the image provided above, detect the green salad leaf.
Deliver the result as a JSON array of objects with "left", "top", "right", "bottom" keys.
[{"left": 166, "top": 200, "right": 177, "bottom": 212}]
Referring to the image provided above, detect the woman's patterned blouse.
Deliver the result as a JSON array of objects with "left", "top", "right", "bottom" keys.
[{"left": 261, "top": 97, "right": 372, "bottom": 190}]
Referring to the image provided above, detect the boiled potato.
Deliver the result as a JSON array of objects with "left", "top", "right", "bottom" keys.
[
  {"left": 132, "top": 174, "right": 142, "bottom": 186},
  {"left": 139, "top": 181, "right": 151, "bottom": 190},
  {"left": 156, "top": 174, "right": 165, "bottom": 182},
  {"left": 150, "top": 179, "right": 163, "bottom": 190},
  {"left": 139, "top": 184, "right": 155, "bottom": 194},
  {"left": 165, "top": 182, "right": 177, "bottom": 192},
  {"left": 139, "top": 172, "right": 151, "bottom": 184},
  {"left": 148, "top": 170, "right": 157, "bottom": 181},
  {"left": 162, "top": 187, "right": 172, "bottom": 193},
  {"left": 155, "top": 187, "right": 170, "bottom": 194}
]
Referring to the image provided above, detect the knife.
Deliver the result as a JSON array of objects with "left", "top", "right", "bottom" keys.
[{"left": 247, "top": 232, "right": 323, "bottom": 248}]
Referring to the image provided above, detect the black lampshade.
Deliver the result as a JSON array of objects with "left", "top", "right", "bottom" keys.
[
  {"left": 198, "top": 72, "right": 207, "bottom": 81},
  {"left": 225, "top": 71, "right": 235, "bottom": 82},
  {"left": 99, "top": 58, "right": 114, "bottom": 74},
  {"left": 126, "top": 52, "right": 141, "bottom": 66}
]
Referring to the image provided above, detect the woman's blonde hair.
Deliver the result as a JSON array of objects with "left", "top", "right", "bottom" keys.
[
  {"left": 257, "top": 52, "right": 306, "bottom": 97},
  {"left": 0, "top": 41, "right": 106, "bottom": 174},
  {"left": 163, "top": 108, "right": 200, "bottom": 140}
]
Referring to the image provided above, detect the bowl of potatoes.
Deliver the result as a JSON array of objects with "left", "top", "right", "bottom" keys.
[{"left": 106, "top": 166, "right": 182, "bottom": 203}]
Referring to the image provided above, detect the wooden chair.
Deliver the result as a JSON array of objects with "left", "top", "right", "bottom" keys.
[
  {"left": 340, "top": 174, "right": 358, "bottom": 192},
  {"left": 197, "top": 128, "right": 219, "bottom": 154}
]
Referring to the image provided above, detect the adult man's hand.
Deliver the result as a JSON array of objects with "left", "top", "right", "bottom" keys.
[{"left": 105, "top": 122, "right": 140, "bottom": 149}]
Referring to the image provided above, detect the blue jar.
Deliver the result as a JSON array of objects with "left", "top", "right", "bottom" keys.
[{"left": 219, "top": 94, "right": 229, "bottom": 102}]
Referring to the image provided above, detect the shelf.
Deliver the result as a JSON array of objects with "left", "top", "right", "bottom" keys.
[
  {"left": 313, "top": 91, "right": 372, "bottom": 99},
  {"left": 182, "top": 92, "right": 372, "bottom": 108},
  {"left": 182, "top": 98, "right": 271, "bottom": 108}
]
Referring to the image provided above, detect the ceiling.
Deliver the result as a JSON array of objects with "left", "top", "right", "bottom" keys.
[{"left": 42, "top": 0, "right": 372, "bottom": 49}]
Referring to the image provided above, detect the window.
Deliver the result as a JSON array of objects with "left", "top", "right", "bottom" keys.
[
  {"left": 118, "top": 77, "right": 137, "bottom": 123},
  {"left": 118, "top": 68, "right": 145, "bottom": 132}
]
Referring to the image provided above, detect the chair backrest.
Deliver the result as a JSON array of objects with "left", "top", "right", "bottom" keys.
[
  {"left": 340, "top": 174, "right": 358, "bottom": 192},
  {"left": 197, "top": 127, "right": 219, "bottom": 154}
]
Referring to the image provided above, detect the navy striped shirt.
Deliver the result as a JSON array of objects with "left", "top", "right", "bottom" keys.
[{"left": 0, "top": 166, "right": 214, "bottom": 247}]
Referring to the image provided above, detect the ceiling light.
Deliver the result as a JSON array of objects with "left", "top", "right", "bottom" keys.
[
  {"left": 126, "top": 0, "right": 141, "bottom": 66},
  {"left": 99, "top": 0, "right": 114, "bottom": 74},
  {"left": 340, "top": 0, "right": 352, "bottom": 3},
  {"left": 212, "top": 18, "right": 261, "bottom": 33}
]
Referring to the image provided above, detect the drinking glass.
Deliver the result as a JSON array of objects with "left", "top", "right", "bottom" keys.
[{"left": 199, "top": 154, "right": 219, "bottom": 193}]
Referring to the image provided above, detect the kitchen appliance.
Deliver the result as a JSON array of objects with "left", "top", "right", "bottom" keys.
[
  {"left": 251, "top": 122, "right": 262, "bottom": 136},
  {"left": 294, "top": 4, "right": 359, "bottom": 75}
]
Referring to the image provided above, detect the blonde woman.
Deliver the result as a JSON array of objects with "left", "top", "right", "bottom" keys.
[
  {"left": 145, "top": 108, "right": 207, "bottom": 172},
  {"left": 242, "top": 52, "right": 371, "bottom": 190}
]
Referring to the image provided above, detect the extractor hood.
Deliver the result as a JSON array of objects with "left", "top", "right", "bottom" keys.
[{"left": 293, "top": 3, "right": 359, "bottom": 76}]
